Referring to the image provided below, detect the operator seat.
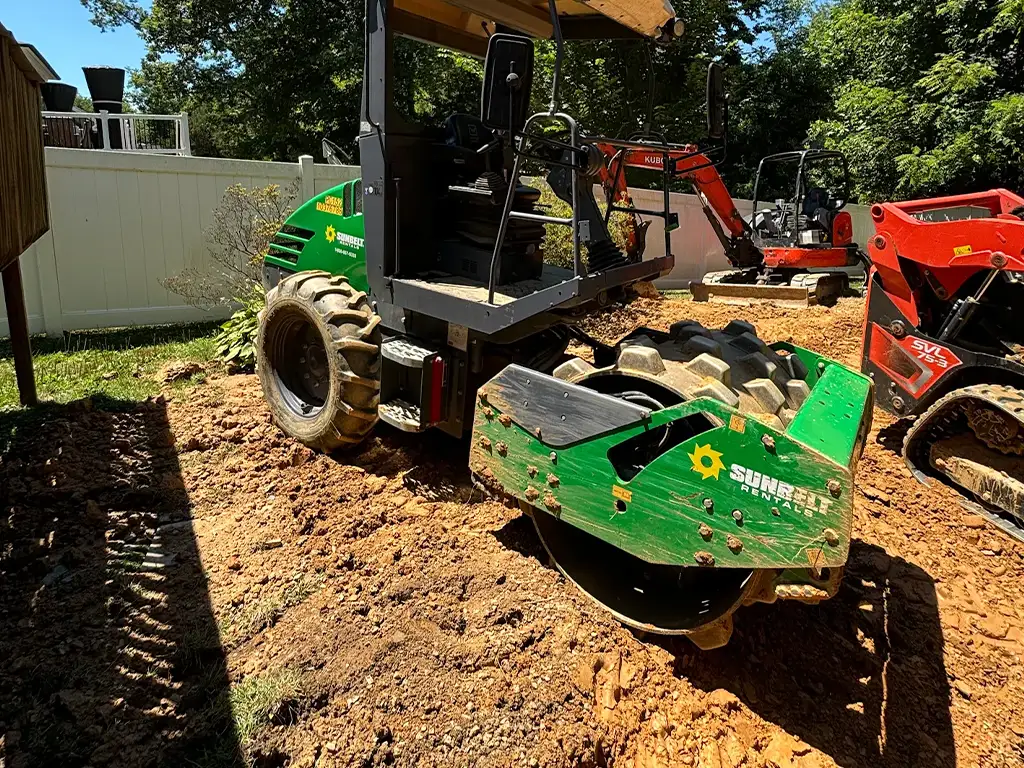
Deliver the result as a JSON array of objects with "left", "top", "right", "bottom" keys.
[
  {"left": 440, "top": 114, "right": 499, "bottom": 184},
  {"left": 802, "top": 186, "right": 837, "bottom": 242},
  {"left": 441, "top": 113, "right": 541, "bottom": 204},
  {"left": 434, "top": 113, "right": 545, "bottom": 285}
]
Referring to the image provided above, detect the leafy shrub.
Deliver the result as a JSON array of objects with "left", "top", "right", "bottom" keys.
[
  {"left": 163, "top": 183, "right": 294, "bottom": 309},
  {"left": 162, "top": 183, "right": 294, "bottom": 372},
  {"left": 214, "top": 284, "right": 264, "bottom": 372},
  {"left": 532, "top": 178, "right": 633, "bottom": 271}
]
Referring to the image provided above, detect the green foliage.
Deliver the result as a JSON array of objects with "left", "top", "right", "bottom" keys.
[
  {"left": 229, "top": 667, "right": 305, "bottom": 745},
  {"left": 532, "top": 179, "right": 632, "bottom": 271},
  {"left": 81, "top": 0, "right": 1023, "bottom": 202},
  {"left": 81, "top": 0, "right": 793, "bottom": 177},
  {"left": 163, "top": 182, "right": 292, "bottom": 309},
  {"left": 535, "top": 180, "right": 577, "bottom": 271},
  {"left": 218, "top": 573, "right": 323, "bottom": 648},
  {"left": 807, "top": 0, "right": 1024, "bottom": 201},
  {"left": 214, "top": 285, "right": 264, "bottom": 372},
  {"left": 73, "top": 94, "right": 93, "bottom": 111}
]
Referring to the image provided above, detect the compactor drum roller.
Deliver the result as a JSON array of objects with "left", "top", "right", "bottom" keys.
[{"left": 470, "top": 320, "right": 872, "bottom": 649}]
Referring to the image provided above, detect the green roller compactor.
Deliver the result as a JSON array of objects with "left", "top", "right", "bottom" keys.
[{"left": 257, "top": 0, "right": 873, "bottom": 649}]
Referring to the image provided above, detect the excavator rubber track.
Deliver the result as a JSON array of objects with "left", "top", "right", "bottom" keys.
[
  {"left": 690, "top": 271, "right": 847, "bottom": 308},
  {"left": 904, "top": 383, "right": 1024, "bottom": 542}
]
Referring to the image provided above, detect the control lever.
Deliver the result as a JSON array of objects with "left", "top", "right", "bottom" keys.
[
  {"left": 322, "top": 137, "right": 352, "bottom": 165},
  {"left": 476, "top": 136, "right": 502, "bottom": 155}
]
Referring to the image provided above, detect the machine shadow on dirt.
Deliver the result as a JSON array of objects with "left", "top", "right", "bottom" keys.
[
  {"left": 675, "top": 540, "right": 955, "bottom": 768},
  {"left": 490, "top": 511, "right": 955, "bottom": 766},
  {"left": 0, "top": 397, "right": 243, "bottom": 767}
]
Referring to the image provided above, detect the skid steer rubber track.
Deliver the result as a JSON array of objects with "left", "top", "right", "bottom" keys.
[
  {"left": 521, "top": 319, "right": 834, "bottom": 648},
  {"left": 690, "top": 271, "right": 846, "bottom": 307},
  {"left": 904, "top": 383, "right": 1024, "bottom": 541}
]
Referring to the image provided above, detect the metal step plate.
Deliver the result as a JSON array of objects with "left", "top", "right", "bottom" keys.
[
  {"left": 382, "top": 338, "right": 438, "bottom": 368},
  {"left": 379, "top": 399, "right": 425, "bottom": 432}
]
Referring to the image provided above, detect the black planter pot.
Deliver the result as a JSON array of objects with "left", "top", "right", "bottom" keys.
[
  {"left": 82, "top": 66, "right": 125, "bottom": 103},
  {"left": 41, "top": 82, "right": 77, "bottom": 112},
  {"left": 83, "top": 66, "right": 126, "bottom": 149}
]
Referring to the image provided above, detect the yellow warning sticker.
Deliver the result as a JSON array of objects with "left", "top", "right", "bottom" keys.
[
  {"left": 612, "top": 485, "right": 633, "bottom": 502},
  {"left": 729, "top": 414, "right": 746, "bottom": 433},
  {"left": 953, "top": 245, "right": 973, "bottom": 257},
  {"left": 316, "top": 194, "right": 344, "bottom": 216}
]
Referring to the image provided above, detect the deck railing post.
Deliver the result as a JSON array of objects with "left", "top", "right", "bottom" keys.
[
  {"left": 179, "top": 112, "right": 192, "bottom": 156},
  {"left": 98, "top": 110, "right": 111, "bottom": 150}
]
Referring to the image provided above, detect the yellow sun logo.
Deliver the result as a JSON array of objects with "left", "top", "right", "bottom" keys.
[
  {"left": 325, "top": 225, "right": 337, "bottom": 242},
  {"left": 688, "top": 443, "right": 726, "bottom": 481}
]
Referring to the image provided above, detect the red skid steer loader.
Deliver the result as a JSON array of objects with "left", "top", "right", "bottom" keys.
[{"left": 860, "top": 189, "right": 1024, "bottom": 539}]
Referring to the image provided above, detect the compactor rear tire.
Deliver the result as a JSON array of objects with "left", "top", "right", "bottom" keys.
[{"left": 258, "top": 271, "right": 381, "bottom": 452}]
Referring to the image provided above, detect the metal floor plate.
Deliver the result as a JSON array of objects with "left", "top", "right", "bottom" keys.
[{"left": 402, "top": 266, "right": 574, "bottom": 306}]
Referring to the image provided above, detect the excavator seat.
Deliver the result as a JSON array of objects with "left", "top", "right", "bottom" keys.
[{"left": 800, "top": 187, "right": 840, "bottom": 244}]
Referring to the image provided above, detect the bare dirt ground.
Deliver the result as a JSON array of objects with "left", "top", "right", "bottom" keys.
[{"left": 2, "top": 296, "right": 1023, "bottom": 768}]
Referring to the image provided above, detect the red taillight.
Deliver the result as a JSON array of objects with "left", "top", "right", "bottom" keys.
[{"left": 428, "top": 356, "right": 445, "bottom": 424}]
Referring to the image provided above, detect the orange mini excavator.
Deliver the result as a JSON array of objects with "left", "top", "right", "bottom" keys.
[{"left": 593, "top": 143, "right": 867, "bottom": 306}]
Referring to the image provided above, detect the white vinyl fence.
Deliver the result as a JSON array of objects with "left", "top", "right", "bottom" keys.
[
  {"left": 2, "top": 148, "right": 872, "bottom": 337},
  {"left": 2, "top": 148, "right": 358, "bottom": 336}
]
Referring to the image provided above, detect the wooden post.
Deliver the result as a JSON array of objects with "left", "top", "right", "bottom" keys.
[{"left": 2, "top": 258, "right": 38, "bottom": 406}]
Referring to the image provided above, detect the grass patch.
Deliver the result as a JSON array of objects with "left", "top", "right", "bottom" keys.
[
  {"left": 230, "top": 667, "right": 305, "bottom": 744},
  {"left": 0, "top": 322, "right": 220, "bottom": 411},
  {"left": 660, "top": 289, "right": 692, "bottom": 300},
  {"left": 219, "top": 574, "right": 325, "bottom": 647}
]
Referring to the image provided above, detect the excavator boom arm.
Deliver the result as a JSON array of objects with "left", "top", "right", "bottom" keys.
[{"left": 593, "top": 143, "right": 750, "bottom": 262}]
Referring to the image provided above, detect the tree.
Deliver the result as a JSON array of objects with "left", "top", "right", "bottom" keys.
[
  {"left": 81, "top": 0, "right": 366, "bottom": 159},
  {"left": 81, "top": 0, "right": 800, "bottom": 182},
  {"left": 805, "top": 0, "right": 1024, "bottom": 201},
  {"left": 81, "top": 0, "right": 485, "bottom": 160}
]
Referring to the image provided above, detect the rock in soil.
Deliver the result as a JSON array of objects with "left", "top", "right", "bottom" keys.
[{"left": 158, "top": 360, "right": 204, "bottom": 383}]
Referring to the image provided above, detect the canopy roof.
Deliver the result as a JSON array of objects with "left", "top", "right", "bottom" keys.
[
  {"left": 0, "top": 23, "right": 59, "bottom": 83},
  {"left": 393, "top": 0, "right": 678, "bottom": 55}
]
